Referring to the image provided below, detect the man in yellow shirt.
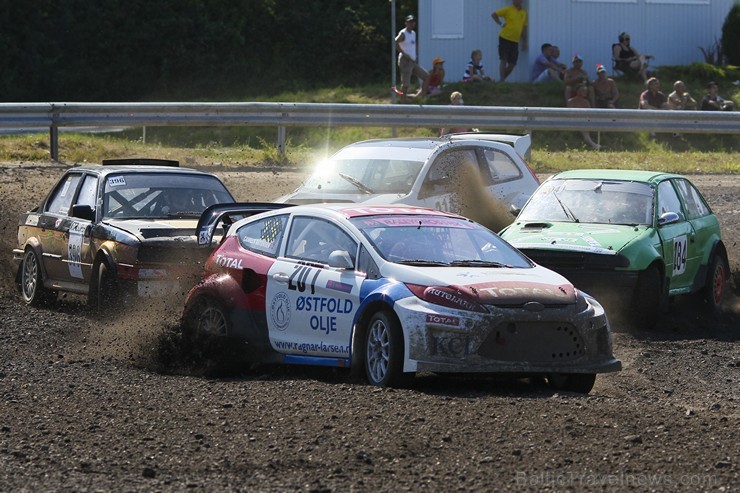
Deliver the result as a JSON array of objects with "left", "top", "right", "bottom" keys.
[{"left": 492, "top": 0, "right": 528, "bottom": 82}]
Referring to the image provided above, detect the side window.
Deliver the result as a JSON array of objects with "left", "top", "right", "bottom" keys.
[
  {"left": 46, "top": 173, "right": 83, "bottom": 215},
  {"left": 286, "top": 217, "right": 357, "bottom": 265},
  {"left": 77, "top": 175, "right": 99, "bottom": 208},
  {"left": 657, "top": 181, "right": 684, "bottom": 220},
  {"left": 357, "top": 245, "right": 380, "bottom": 279},
  {"left": 482, "top": 149, "right": 523, "bottom": 183},
  {"left": 423, "top": 149, "right": 480, "bottom": 195},
  {"left": 674, "top": 179, "right": 710, "bottom": 219},
  {"left": 237, "top": 214, "right": 288, "bottom": 257}
]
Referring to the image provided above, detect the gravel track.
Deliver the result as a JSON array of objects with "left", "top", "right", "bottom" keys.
[{"left": 1, "top": 162, "right": 738, "bottom": 492}]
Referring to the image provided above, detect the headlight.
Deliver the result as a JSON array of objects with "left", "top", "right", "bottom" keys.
[{"left": 405, "top": 283, "right": 488, "bottom": 313}]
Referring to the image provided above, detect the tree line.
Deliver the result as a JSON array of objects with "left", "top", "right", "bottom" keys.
[{"left": 0, "top": 0, "right": 416, "bottom": 102}]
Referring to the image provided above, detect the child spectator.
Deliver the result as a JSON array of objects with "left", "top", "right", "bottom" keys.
[
  {"left": 463, "top": 50, "right": 493, "bottom": 82},
  {"left": 701, "top": 81, "right": 735, "bottom": 111},
  {"left": 668, "top": 81, "right": 697, "bottom": 110},
  {"left": 440, "top": 91, "right": 470, "bottom": 136},
  {"left": 592, "top": 64, "right": 620, "bottom": 108},
  {"left": 428, "top": 57, "right": 446, "bottom": 95}
]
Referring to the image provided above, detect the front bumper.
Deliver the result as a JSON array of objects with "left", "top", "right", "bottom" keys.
[{"left": 397, "top": 296, "right": 621, "bottom": 375}]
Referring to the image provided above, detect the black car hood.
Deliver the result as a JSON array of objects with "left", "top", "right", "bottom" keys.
[{"left": 105, "top": 218, "right": 199, "bottom": 241}]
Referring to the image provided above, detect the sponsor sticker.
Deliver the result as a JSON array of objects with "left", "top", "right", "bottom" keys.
[
  {"left": 107, "top": 176, "right": 126, "bottom": 187},
  {"left": 270, "top": 292, "right": 291, "bottom": 331},
  {"left": 25, "top": 214, "right": 39, "bottom": 226}
]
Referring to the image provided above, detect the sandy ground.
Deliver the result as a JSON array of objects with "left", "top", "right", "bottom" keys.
[{"left": 0, "top": 161, "right": 738, "bottom": 492}]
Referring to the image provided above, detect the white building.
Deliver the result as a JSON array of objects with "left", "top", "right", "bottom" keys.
[{"left": 416, "top": 0, "right": 735, "bottom": 83}]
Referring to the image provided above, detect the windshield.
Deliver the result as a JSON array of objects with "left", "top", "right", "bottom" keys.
[
  {"left": 519, "top": 179, "right": 654, "bottom": 226},
  {"left": 103, "top": 173, "right": 233, "bottom": 219},
  {"left": 301, "top": 157, "right": 424, "bottom": 194},
  {"left": 351, "top": 215, "right": 531, "bottom": 267}
]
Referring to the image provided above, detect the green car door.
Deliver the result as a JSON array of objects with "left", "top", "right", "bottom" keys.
[{"left": 655, "top": 179, "right": 702, "bottom": 295}]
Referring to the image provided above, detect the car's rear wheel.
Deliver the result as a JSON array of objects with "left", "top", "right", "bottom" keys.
[
  {"left": 364, "top": 311, "right": 411, "bottom": 388},
  {"left": 20, "top": 249, "right": 55, "bottom": 307},
  {"left": 547, "top": 373, "right": 596, "bottom": 394},
  {"left": 702, "top": 253, "right": 728, "bottom": 316},
  {"left": 631, "top": 264, "right": 663, "bottom": 329}
]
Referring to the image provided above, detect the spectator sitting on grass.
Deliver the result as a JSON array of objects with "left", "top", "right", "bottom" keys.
[
  {"left": 427, "top": 57, "right": 446, "bottom": 95},
  {"left": 563, "top": 54, "right": 594, "bottom": 105},
  {"left": 530, "top": 43, "right": 565, "bottom": 83},
  {"left": 463, "top": 49, "right": 493, "bottom": 82},
  {"left": 639, "top": 77, "right": 670, "bottom": 110},
  {"left": 668, "top": 81, "right": 697, "bottom": 110},
  {"left": 567, "top": 84, "right": 601, "bottom": 151},
  {"left": 700, "top": 81, "right": 735, "bottom": 111},
  {"left": 592, "top": 64, "right": 620, "bottom": 108},
  {"left": 440, "top": 91, "right": 471, "bottom": 136}
]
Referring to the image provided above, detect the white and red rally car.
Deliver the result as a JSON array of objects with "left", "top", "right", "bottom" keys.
[{"left": 184, "top": 203, "right": 621, "bottom": 392}]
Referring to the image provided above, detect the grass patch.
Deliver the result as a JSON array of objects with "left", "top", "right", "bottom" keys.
[{"left": 1, "top": 67, "right": 736, "bottom": 173}]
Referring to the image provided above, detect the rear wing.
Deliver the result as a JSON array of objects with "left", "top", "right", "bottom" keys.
[
  {"left": 196, "top": 202, "right": 296, "bottom": 246},
  {"left": 102, "top": 158, "right": 180, "bottom": 167},
  {"left": 447, "top": 133, "right": 532, "bottom": 160}
]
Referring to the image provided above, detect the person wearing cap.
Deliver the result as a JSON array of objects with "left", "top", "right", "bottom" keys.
[
  {"left": 612, "top": 32, "right": 651, "bottom": 82},
  {"left": 530, "top": 43, "right": 565, "bottom": 83},
  {"left": 463, "top": 49, "right": 493, "bottom": 82},
  {"left": 395, "top": 14, "right": 429, "bottom": 99},
  {"left": 700, "top": 81, "right": 735, "bottom": 111},
  {"left": 427, "top": 57, "right": 446, "bottom": 95},
  {"left": 491, "top": 0, "right": 527, "bottom": 82},
  {"left": 563, "top": 54, "right": 594, "bottom": 106},
  {"left": 592, "top": 64, "right": 620, "bottom": 108},
  {"left": 639, "top": 77, "right": 670, "bottom": 110},
  {"left": 567, "top": 84, "right": 601, "bottom": 151},
  {"left": 668, "top": 81, "right": 697, "bottom": 110}
]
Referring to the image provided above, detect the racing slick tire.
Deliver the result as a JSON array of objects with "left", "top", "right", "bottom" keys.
[
  {"left": 364, "top": 310, "right": 412, "bottom": 388},
  {"left": 547, "top": 373, "right": 596, "bottom": 394},
  {"left": 20, "top": 249, "right": 56, "bottom": 307},
  {"left": 701, "top": 253, "right": 729, "bottom": 317},
  {"left": 631, "top": 264, "right": 663, "bottom": 329}
]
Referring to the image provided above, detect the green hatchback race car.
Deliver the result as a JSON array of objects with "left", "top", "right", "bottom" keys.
[{"left": 500, "top": 170, "right": 729, "bottom": 327}]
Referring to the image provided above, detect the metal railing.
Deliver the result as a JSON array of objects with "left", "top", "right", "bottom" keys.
[{"left": 0, "top": 102, "right": 737, "bottom": 160}]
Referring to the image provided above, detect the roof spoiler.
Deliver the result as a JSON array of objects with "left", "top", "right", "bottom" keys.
[
  {"left": 196, "top": 202, "right": 296, "bottom": 246},
  {"left": 446, "top": 133, "right": 532, "bottom": 160},
  {"left": 102, "top": 158, "right": 180, "bottom": 167}
]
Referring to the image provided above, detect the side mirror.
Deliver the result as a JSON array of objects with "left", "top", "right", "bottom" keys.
[
  {"left": 509, "top": 204, "right": 521, "bottom": 217},
  {"left": 327, "top": 250, "right": 353, "bottom": 269},
  {"left": 71, "top": 204, "right": 95, "bottom": 221},
  {"left": 658, "top": 211, "right": 681, "bottom": 226}
]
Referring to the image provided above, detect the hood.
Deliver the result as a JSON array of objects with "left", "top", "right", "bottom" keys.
[
  {"left": 385, "top": 263, "right": 576, "bottom": 306},
  {"left": 276, "top": 191, "right": 407, "bottom": 205},
  {"left": 105, "top": 218, "right": 199, "bottom": 241},
  {"left": 502, "top": 222, "right": 647, "bottom": 255}
]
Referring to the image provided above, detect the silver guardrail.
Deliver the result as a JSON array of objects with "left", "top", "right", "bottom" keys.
[{"left": 0, "top": 102, "right": 738, "bottom": 159}]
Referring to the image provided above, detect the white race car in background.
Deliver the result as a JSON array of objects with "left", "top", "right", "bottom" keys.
[
  {"left": 184, "top": 203, "right": 621, "bottom": 393},
  {"left": 276, "top": 134, "right": 539, "bottom": 231}
]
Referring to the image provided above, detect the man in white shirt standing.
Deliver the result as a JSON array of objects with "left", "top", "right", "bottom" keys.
[{"left": 395, "top": 14, "right": 429, "bottom": 100}]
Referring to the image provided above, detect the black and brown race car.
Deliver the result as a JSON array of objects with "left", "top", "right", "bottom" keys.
[{"left": 13, "top": 158, "right": 235, "bottom": 310}]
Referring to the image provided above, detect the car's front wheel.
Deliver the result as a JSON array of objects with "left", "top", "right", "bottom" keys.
[
  {"left": 547, "top": 373, "right": 596, "bottom": 394},
  {"left": 631, "top": 264, "right": 663, "bottom": 329},
  {"left": 89, "top": 259, "right": 119, "bottom": 314},
  {"left": 702, "top": 253, "right": 729, "bottom": 316},
  {"left": 364, "top": 311, "right": 411, "bottom": 387},
  {"left": 20, "top": 249, "right": 55, "bottom": 307}
]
